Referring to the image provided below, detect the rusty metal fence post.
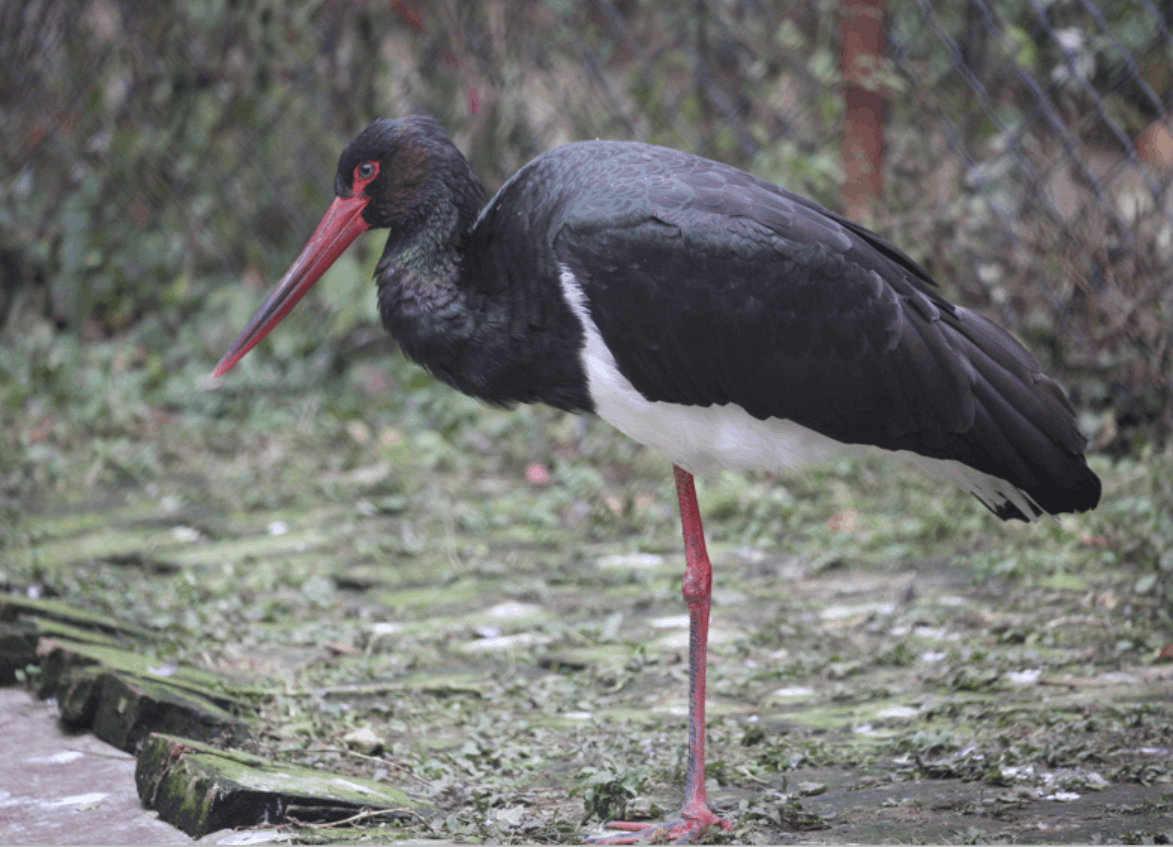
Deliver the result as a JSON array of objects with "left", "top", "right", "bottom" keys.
[{"left": 840, "top": 0, "right": 884, "bottom": 221}]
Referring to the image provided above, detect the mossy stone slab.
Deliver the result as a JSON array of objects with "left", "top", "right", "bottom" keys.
[
  {"left": 35, "top": 638, "right": 256, "bottom": 753},
  {"left": 32, "top": 617, "right": 125, "bottom": 647},
  {"left": 0, "top": 621, "right": 38, "bottom": 685},
  {"left": 88, "top": 671, "right": 252, "bottom": 752},
  {"left": 56, "top": 666, "right": 104, "bottom": 725},
  {"left": 136, "top": 733, "right": 432, "bottom": 838},
  {"left": 35, "top": 637, "right": 254, "bottom": 710},
  {"left": 21, "top": 500, "right": 166, "bottom": 538},
  {"left": 16, "top": 527, "right": 181, "bottom": 571},
  {"left": 538, "top": 644, "right": 633, "bottom": 672},
  {"left": 0, "top": 595, "right": 153, "bottom": 640},
  {"left": 165, "top": 529, "right": 327, "bottom": 568}
]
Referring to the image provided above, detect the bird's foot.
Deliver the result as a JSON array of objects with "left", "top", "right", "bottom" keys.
[{"left": 586, "top": 808, "right": 731, "bottom": 844}]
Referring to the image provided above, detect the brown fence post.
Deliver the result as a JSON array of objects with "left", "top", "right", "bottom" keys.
[{"left": 840, "top": 0, "right": 884, "bottom": 222}]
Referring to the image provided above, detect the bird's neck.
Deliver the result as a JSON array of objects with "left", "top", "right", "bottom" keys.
[
  {"left": 376, "top": 216, "right": 462, "bottom": 297},
  {"left": 374, "top": 188, "right": 482, "bottom": 385},
  {"left": 372, "top": 163, "right": 593, "bottom": 414}
]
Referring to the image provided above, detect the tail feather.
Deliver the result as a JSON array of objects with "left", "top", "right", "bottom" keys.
[{"left": 947, "top": 307, "right": 1101, "bottom": 520}]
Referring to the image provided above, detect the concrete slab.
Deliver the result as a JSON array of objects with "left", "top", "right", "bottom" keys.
[{"left": 0, "top": 688, "right": 191, "bottom": 845}]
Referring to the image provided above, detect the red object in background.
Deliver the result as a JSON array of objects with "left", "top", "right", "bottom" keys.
[
  {"left": 389, "top": 0, "right": 423, "bottom": 32},
  {"left": 840, "top": 0, "right": 884, "bottom": 222},
  {"left": 827, "top": 509, "right": 858, "bottom": 531},
  {"left": 28, "top": 419, "right": 52, "bottom": 443},
  {"left": 1136, "top": 121, "right": 1173, "bottom": 166}
]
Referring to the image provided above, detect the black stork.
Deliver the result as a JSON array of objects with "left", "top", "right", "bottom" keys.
[{"left": 213, "top": 116, "right": 1102, "bottom": 843}]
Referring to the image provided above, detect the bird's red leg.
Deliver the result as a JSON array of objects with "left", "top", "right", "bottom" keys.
[{"left": 588, "top": 466, "right": 733, "bottom": 844}]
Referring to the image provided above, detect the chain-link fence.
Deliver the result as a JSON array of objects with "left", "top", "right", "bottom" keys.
[{"left": 3, "top": 0, "right": 1171, "bottom": 444}]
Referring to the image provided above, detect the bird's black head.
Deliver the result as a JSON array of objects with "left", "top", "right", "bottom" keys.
[
  {"left": 212, "top": 116, "right": 484, "bottom": 379},
  {"left": 335, "top": 116, "right": 484, "bottom": 238}
]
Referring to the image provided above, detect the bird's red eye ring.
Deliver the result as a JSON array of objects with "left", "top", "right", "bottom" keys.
[{"left": 353, "top": 161, "right": 379, "bottom": 191}]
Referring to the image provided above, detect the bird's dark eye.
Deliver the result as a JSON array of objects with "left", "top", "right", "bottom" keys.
[{"left": 358, "top": 162, "right": 375, "bottom": 179}]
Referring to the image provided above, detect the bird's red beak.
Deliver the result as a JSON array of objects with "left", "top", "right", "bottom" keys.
[{"left": 212, "top": 193, "right": 371, "bottom": 378}]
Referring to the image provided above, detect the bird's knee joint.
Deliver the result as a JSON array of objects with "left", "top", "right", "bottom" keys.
[{"left": 681, "top": 573, "right": 710, "bottom": 605}]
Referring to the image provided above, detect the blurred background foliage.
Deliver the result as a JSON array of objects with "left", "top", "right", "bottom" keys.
[{"left": 1, "top": 0, "right": 1171, "bottom": 505}]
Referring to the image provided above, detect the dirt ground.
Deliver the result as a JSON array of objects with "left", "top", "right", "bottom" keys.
[{"left": 4, "top": 409, "right": 1172, "bottom": 843}]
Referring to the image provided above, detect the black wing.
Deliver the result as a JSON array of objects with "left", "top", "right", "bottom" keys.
[{"left": 551, "top": 145, "right": 1100, "bottom": 519}]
